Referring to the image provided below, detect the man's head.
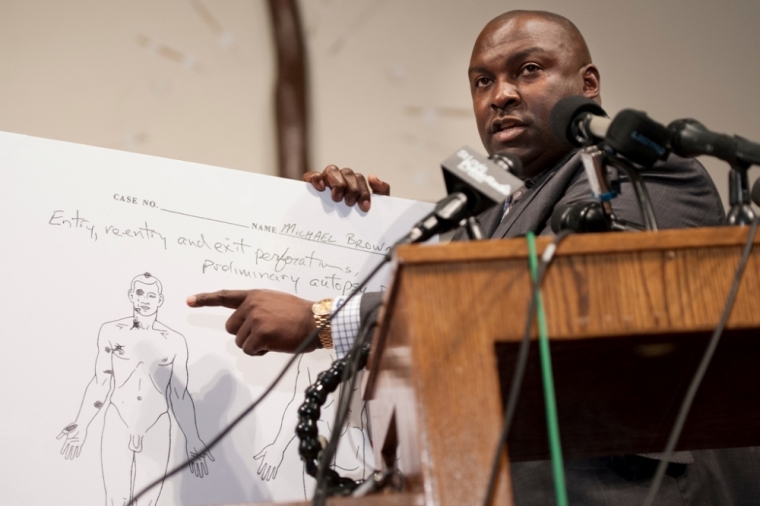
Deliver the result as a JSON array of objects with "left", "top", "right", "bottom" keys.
[
  {"left": 468, "top": 10, "right": 600, "bottom": 179},
  {"left": 128, "top": 272, "right": 164, "bottom": 317}
]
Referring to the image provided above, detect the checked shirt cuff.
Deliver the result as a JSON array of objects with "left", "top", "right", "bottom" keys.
[{"left": 330, "top": 294, "right": 362, "bottom": 359}]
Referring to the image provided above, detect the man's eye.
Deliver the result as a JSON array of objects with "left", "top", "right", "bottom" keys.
[
  {"left": 474, "top": 77, "right": 492, "bottom": 88},
  {"left": 520, "top": 64, "right": 541, "bottom": 75}
]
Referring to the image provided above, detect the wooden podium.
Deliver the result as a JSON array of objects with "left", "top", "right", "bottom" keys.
[{"left": 361, "top": 226, "right": 760, "bottom": 506}]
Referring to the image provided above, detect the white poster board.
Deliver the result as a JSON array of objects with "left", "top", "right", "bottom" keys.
[{"left": 0, "top": 132, "right": 434, "bottom": 505}]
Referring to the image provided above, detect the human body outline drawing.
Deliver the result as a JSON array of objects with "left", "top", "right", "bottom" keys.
[
  {"left": 57, "top": 273, "right": 213, "bottom": 506},
  {"left": 253, "top": 354, "right": 371, "bottom": 499}
]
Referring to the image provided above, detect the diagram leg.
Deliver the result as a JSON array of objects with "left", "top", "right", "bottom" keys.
[
  {"left": 132, "top": 413, "right": 171, "bottom": 506},
  {"left": 101, "top": 406, "right": 135, "bottom": 506}
]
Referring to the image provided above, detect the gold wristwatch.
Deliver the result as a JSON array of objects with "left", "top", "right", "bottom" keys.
[{"left": 312, "top": 298, "right": 334, "bottom": 349}]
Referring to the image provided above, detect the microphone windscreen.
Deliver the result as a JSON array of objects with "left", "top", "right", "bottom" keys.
[
  {"left": 441, "top": 146, "right": 523, "bottom": 217},
  {"left": 551, "top": 200, "right": 610, "bottom": 233},
  {"left": 549, "top": 96, "right": 606, "bottom": 146},
  {"left": 752, "top": 177, "right": 760, "bottom": 207},
  {"left": 606, "top": 110, "right": 670, "bottom": 167},
  {"left": 550, "top": 203, "right": 571, "bottom": 234}
]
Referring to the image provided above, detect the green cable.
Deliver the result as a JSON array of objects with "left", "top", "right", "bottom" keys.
[{"left": 526, "top": 232, "right": 569, "bottom": 506}]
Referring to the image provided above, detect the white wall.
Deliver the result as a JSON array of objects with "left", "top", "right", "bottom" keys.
[
  {"left": 0, "top": 0, "right": 277, "bottom": 174},
  {"left": 2, "top": 0, "right": 760, "bottom": 206}
]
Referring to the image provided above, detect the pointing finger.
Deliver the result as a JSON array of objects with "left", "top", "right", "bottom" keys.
[{"left": 187, "top": 290, "right": 248, "bottom": 309}]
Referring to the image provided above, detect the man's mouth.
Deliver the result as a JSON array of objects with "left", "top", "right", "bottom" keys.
[{"left": 491, "top": 118, "right": 527, "bottom": 143}]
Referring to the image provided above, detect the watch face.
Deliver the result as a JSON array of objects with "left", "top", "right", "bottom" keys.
[{"left": 312, "top": 298, "right": 332, "bottom": 316}]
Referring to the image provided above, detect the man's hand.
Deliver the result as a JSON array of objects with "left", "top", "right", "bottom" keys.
[
  {"left": 303, "top": 165, "right": 390, "bottom": 212},
  {"left": 57, "top": 423, "right": 85, "bottom": 460},
  {"left": 187, "top": 289, "right": 318, "bottom": 355}
]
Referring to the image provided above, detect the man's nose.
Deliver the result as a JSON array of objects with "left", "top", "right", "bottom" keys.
[{"left": 490, "top": 81, "right": 519, "bottom": 112}]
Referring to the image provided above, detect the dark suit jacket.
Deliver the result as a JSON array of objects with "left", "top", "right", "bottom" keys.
[{"left": 360, "top": 151, "right": 726, "bottom": 323}]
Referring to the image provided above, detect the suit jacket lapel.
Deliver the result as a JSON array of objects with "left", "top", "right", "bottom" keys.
[
  {"left": 491, "top": 169, "right": 557, "bottom": 239},
  {"left": 478, "top": 204, "right": 505, "bottom": 238}
]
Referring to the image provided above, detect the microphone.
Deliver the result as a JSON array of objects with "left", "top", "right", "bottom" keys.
[
  {"left": 549, "top": 95, "right": 609, "bottom": 147},
  {"left": 550, "top": 96, "right": 671, "bottom": 168},
  {"left": 396, "top": 146, "right": 523, "bottom": 245},
  {"left": 551, "top": 200, "right": 611, "bottom": 234},
  {"left": 752, "top": 178, "right": 760, "bottom": 207},
  {"left": 668, "top": 119, "right": 760, "bottom": 167}
]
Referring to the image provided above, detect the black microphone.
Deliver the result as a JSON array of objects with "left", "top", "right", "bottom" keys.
[
  {"left": 396, "top": 146, "right": 523, "bottom": 245},
  {"left": 551, "top": 200, "right": 611, "bottom": 234},
  {"left": 605, "top": 110, "right": 670, "bottom": 168},
  {"left": 668, "top": 119, "right": 760, "bottom": 167},
  {"left": 751, "top": 178, "right": 760, "bottom": 207},
  {"left": 549, "top": 95, "right": 609, "bottom": 147},
  {"left": 550, "top": 96, "right": 671, "bottom": 168}
]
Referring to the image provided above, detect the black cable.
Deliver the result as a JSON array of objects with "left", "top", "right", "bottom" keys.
[
  {"left": 606, "top": 156, "right": 659, "bottom": 231},
  {"left": 482, "top": 230, "right": 572, "bottom": 506},
  {"left": 128, "top": 253, "right": 392, "bottom": 506},
  {"left": 642, "top": 216, "right": 758, "bottom": 506}
]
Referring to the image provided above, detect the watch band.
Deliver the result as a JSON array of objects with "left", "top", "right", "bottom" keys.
[{"left": 312, "top": 298, "right": 334, "bottom": 349}]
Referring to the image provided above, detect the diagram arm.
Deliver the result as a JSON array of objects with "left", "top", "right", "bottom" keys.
[
  {"left": 253, "top": 354, "right": 306, "bottom": 481},
  {"left": 169, "top": 335, "right": 213, "bottom": 477},
  {"left": 57, "top": 325, "right": 113, "bottom": 459}
]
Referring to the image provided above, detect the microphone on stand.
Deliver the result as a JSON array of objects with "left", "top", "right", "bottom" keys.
[
  {"left": 395, "top": 146, "right": 523, "bottom": 245},
  {"left": 668, "top": 119, "right": 760, "bottom": 167},
  {"left": 549, "top": 96, "right": 664, "bottom": 230},
  {"left": 751, "top": 178, "right": 760, "bottom": 207},
  {"left": 551, "top": 201, "right": 644, "bottom": 234},
  {"left": 551, "top": 201, "right": 611, "bottom": 234},
  {"left": 550, "top": 95, "right": 671, "bottom": 168},
  {"left": 549, "top": 95, "right": 609, "bottom": 148}
]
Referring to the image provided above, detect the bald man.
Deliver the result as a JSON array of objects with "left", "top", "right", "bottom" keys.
[{"left": 189, "top": 10, "right": 760, "bottom": 505}]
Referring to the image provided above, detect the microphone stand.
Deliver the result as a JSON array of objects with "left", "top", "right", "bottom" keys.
[
  {"left": 463, "top": 216, "right": 484, "bottom": 240},
  {"left": 579, "top": 145, "right": 657, "bottom": 232},
  {"left": 609, "top": 219, "right": 644, "bottom": 232},
  {"left": 605, "top": 155, "right": 658, "bottom": 231},
  {"left": 727, "top": 161, "right": 755, "bottom": 225}
]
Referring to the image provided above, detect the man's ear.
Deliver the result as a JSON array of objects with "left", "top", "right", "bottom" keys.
[
  {"left": 127, "top": 289, "right": 133, "bottom": 300},
  {"left": 158, "top": 294, "right": 165, "bottom": 307},
  {"left": 581, "top": 64, "right": 601, "bottom": 104}
]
